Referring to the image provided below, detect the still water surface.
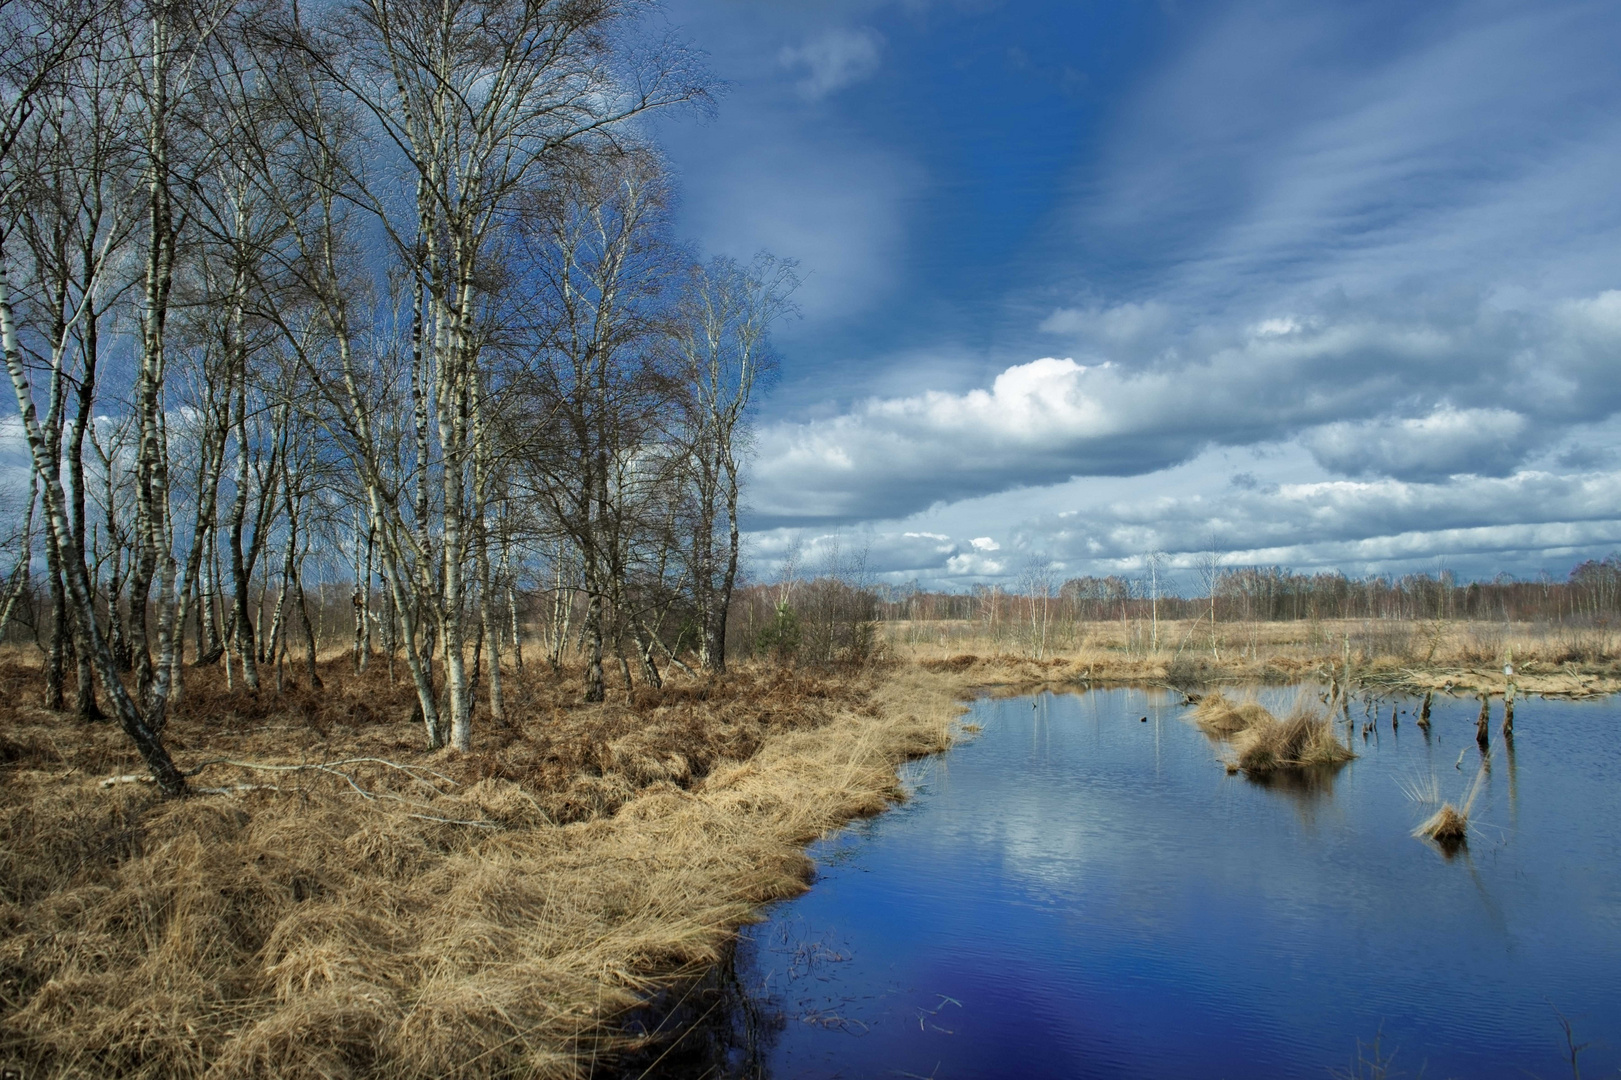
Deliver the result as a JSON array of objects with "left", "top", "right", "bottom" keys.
[{"left": 734, "top": 687, "right": 1621, "bottom": 1079}]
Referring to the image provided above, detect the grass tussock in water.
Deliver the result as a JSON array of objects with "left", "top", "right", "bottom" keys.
[
  {"left": 1193, "top": 691, "right": 1355, "bottom": 776},
  {"left": 1192, "top": 691, "right": 1275, "bottom": 736},
  {"left": 0, "top": 657, "right": 958, "bottom": 1080},
  {"left": 1233, "top": 710, "right": 1356, "bottom": 776},
  {"left": 1409, "top": 761, "right": 1489, "bottom": 854},
  {"left": 1418, "top": 804, "right": 1469, "bottom": 846}
]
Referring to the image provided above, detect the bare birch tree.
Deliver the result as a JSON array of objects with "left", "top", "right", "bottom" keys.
[
  {"left": 670, "top": 253, "right": 796, "bottom": 674},
  {"left": 1, "top": 0, "right": 189, "bottom": 793},
  {"left": 268, "top": 0, "right": 706, "bottom": 744},
  {"left": 0, "top": 0, "right": 811, "bottom": 791},
  {"left": 507, "top": 147, "right": 675, "bottom": 702}
]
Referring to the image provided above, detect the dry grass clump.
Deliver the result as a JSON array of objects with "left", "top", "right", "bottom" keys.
[
  {"left": 1191, "top": 691, "right": 1354, "bottom": 776},
  {"left": 1417, "top": 804, "right": 1469, "bottom": 847},
  {"left": 919, "top": 654, "right": 980, "bottom": 673},
  {"left": 1409, "top": 762, "right": 1488, "bottom": 854},
  {"left": 1231, "top": 708, "right": 1356, "bottom": 776},
  {"left": 0, "top": 656, "right": 957, "bottom": 1079},
  {"left": 1193, "top": 691, "right": 1276, "bottom": 736}
]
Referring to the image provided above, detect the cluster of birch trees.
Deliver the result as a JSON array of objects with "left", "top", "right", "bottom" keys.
[{"left": 0, "top": 0, "right": 796, "bottom": 794}]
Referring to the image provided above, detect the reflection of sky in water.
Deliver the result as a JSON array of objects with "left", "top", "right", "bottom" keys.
[{"left": 740, "top": 688, "right": 1621, "bottom": 1079}]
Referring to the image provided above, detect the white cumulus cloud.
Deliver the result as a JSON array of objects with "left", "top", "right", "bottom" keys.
[{"left": 746, "top": 292, "right": 1621, "bottom": 527}]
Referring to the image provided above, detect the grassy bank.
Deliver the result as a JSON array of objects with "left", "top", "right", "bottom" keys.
[
  {"left": 0, "top": 658, "right": 963, "bottom": 1079},
  {"left": 889, "top": 617, "right": 1621, "bottom": 697},
  {"left": 2, "top": 622, "right": 1611, "bottom": 1079}
]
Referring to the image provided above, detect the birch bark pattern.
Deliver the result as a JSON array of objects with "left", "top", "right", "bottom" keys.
[{"left": 1, "top": 251, "right": 186, "bottom": 794}]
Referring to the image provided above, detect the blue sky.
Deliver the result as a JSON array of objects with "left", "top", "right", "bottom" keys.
[{"left": 651, "top": 0, "right": 1621, "bottom": 589}]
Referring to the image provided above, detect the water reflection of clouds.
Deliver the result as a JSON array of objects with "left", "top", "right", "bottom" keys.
[
  {"left": 948, "top": 691, "right": 1512, "bottom": 934},
  {"left": 741, "top": 687, "right": 1621, "bottom": 1080},
  {"left": 914, "top": 688, "right": 1616, "bottom": 953}
]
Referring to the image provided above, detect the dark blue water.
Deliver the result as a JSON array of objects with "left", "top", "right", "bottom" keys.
[{"left": 736, "top": 688, "right": 1621, "bottom": 1079}]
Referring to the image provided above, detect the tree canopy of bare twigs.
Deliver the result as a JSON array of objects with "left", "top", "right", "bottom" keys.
[{"left": 0, "top": 0, "right": 814, "bottom": 789}]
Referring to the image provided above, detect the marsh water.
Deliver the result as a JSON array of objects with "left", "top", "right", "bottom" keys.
[{"left": 719, "top": 687, "right": 1621, "bottom": 1079}]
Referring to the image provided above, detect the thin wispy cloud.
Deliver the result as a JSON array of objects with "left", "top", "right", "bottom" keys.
[
  {"left": 1037, "top": 301, "right": 1172, "bottom": 345},
  {"left": 670, "top": 124, "right": 914, "bottom": 318},
  {"left": 1069, "top": 1, "right": 1621, "bottom": 305},
  {"left": 779, "top": 27, "right": 885, "bottom": 101}
]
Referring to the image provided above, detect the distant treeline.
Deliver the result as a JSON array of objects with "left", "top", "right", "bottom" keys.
[
  {"left": 5, "top": 555, "right": 1615, "bottom": 683},
  {"left": 867, "top": 554, "right": 1621, "bottom": 625}
]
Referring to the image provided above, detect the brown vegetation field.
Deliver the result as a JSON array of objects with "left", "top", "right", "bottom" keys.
[
  {"left": 884, "top": 616, "right": 1621, "bottom": 697},
  {"left": 1, "top": 612, "right": 1615, "bottom": 1079},
  {"left": 0, "top": 656, "right": 963, "bottom": 1079}
]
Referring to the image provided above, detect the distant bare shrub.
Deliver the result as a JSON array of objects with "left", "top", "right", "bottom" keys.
[
  {"left": 1165, "top": 653, "right": 1213, "bottom": 690},
  {"left": 1551, "top": 626, "right": 1614, "bottom": 665},
  {"left": 1463, "top": 624, "right": 1505, "bottom": 663},
  {"left": 1355, "top": 621, "right": 1413, "bottom": 662}
]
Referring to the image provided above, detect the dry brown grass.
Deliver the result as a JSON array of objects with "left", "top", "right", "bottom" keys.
[
  {"left": 885, "top": 618, "right": 1621, "bottom": 696},
  {"left": 1416, "top": 804, "right": 1468, "bottom": 848},
  {"left": 1231, "top": 709, "right": 1356, "bottom": 776},
  {"left": 1190, "top": 691, "right": 1355, "bottom": 776},
  {"left": 0, "top": 654, "right": 961, "bottom": 1079},
  {"left": 1192, "top": 691, "right": 1275, "bottom": 736},
  {"left": 1410, "top": 761, "right": 1488, "bottom": 854}
]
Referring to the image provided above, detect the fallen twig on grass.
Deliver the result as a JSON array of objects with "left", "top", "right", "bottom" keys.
[
  {"left": 98, "top": 773, "right": 152, "bottom": 788},
  {"left": 192, "top": 783, "right": 282, "bottom": 796}
]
